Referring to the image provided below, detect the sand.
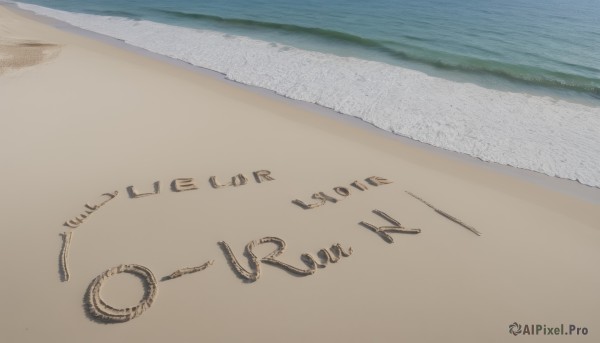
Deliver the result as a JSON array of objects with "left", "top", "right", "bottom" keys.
[{"left": 0, "top": 4, "right": 598, "bottom": 342}]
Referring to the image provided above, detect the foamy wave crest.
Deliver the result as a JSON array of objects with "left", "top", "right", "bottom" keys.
[{"left": 18, "top": 2, "right": 600, "bottom": 187}]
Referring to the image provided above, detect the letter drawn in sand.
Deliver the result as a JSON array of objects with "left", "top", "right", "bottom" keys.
[
  {"left": 162, "top": 260, "right": 214, "bottom": 281},
  {"left": 301, "top": 243, "right": 353, "bottom": 269},
  {"left": 59, "top": 231, "right": 73, "bottom": 282},
  {"left": 313, "top": 192, "right": 338, "bottom": 204},
  {"left": 219, "top": 240, "right": 261, "bottom": 281},
  {"left": 350, "top": 180, "right": 369, "bottom": 191},
  {"left": 253, "top": 170, "right": 275, "bottom": 183},
  {"left": 209, "top": 176, "right": 229, "bottom": 189},
  {"left": 258, "top": 237, "right": 316, "bottom": 276},
  {"left": 172, "top": 178, "right": 198, "bottom": 192},
  {"left": 98, "top": 191, "right": 119, "bottom": 206},
  {"left": 360, "top": 210, "right": 421, "bottom": 243},
  {"left": 333, "top": 187, "right": 351, "bottom": 197},
  {"left": 86, "top": 264, "right": 158, "bottom": 323},
  {"left": 230, "top": 174, "right": 248, "bottom": 186},
  {"left": 292, "top": 192, "right": 336, "bottom": 209},
  {"left": 406, "top": 191, "right": 481, "bottom": 236},
  {"left": 127, "top": 181, "right": 160, "bottom": 198},
  {"left": 292, "top": 198, "right": 324, "bottom": 209},
  {"left": 64, "top": 218, "right": 83, "bottom": 229},
  {"left": 365, "top": 176, "right": 393, "bottom": 186},
  {"left": 63, "top": 191, "right": 118, "bottom": 229}
]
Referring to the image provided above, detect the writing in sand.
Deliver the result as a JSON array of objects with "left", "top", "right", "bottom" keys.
[{"left": 56, "top": 169, "right": 480, "bottom": 323}]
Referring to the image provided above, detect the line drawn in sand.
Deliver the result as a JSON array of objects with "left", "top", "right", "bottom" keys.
[
  {"left": 360, "top": 210, "right": 421, "bottom": 243},
  {"left": 406, "top": 191, "right": 481, "bottom": 236}
]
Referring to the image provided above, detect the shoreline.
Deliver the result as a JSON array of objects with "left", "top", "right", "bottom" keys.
[
  {"left": 10, "top": 1, "right": 600, "bottom": 191},
  {"left": 5, "top": 2, "right": 599, "bottom": 205}
]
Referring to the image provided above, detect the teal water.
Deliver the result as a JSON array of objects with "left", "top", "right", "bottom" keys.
[{"left": 14, "top": 0, "right": 600, "bottom": 99}]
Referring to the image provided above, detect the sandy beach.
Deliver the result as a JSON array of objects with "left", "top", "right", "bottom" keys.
[{"left": 1, "top": 3, "right": 599, "bottom": 342}]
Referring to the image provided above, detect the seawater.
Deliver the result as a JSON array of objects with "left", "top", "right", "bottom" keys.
[{"left": 7, "top": 0, "right": 600, "bottom": 187}]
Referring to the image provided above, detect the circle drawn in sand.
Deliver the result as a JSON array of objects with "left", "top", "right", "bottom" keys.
[{"left": 86, "top": 264, "right": 158, "bottom": 323}]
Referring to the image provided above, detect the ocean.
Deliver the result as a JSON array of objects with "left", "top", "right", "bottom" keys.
[{"left": 7, "top": 0, "right": 600, "bottom": 187}]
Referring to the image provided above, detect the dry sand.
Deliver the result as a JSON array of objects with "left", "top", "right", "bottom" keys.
[{"left": 0, "top": 4, "right": 599, "bottom": 342}]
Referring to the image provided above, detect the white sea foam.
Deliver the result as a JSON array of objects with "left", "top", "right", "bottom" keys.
[{"left": 17, "top": 2, "right": 600, "bottom": 188}]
